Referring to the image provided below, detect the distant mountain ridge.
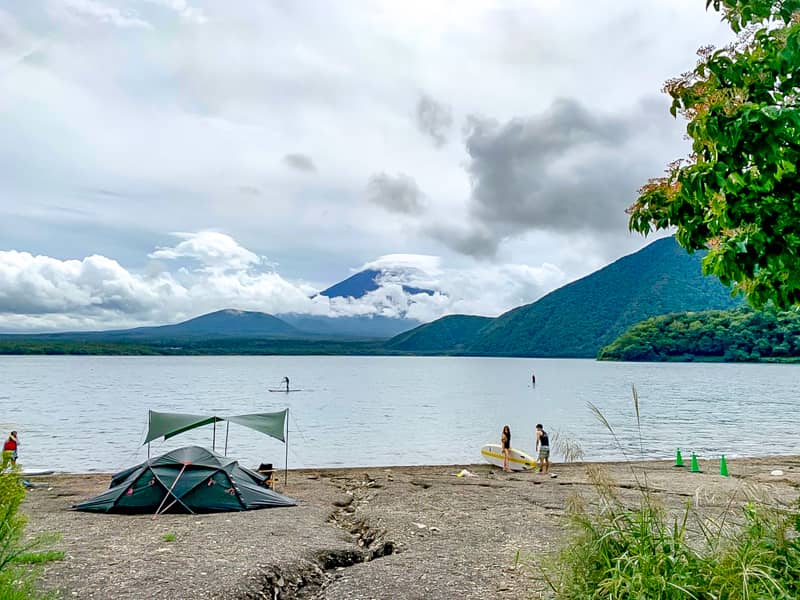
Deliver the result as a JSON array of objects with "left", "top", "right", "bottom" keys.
[
  {"left": 386, "top": 237, "right": 743, "bottom": 357},
  {"left": 113, "top": 309, "right": 299, "bottom": 339},
  {"left": 58, "top": 309, "right": 417, "bottom": 341},
  {"left": 6, "top": 307, "right": 418, "bottom": 342},
  {"left": 386, "top": 315, "right": 493, "bottom": 352},
  {"left": 0, "top": 237, "right": 745, "bottom": 356}
]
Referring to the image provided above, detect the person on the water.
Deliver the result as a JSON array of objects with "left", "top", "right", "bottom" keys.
[
  {"left": 535, "top": 424, "right": 550, "bottom": 474},
  {"left": 531, "top": 372, "right": 536, "bottom": 386},
  {"left": 2, "top": 431, "right": 18, "bottom": 470},
  {"left": 282, "top": 376, "right": 290, "bottom": 392},
  {"left": 501, "top": 425, "right": 512, "bottom": 473}
]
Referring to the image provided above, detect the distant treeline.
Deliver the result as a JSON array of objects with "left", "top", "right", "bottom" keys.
[
  {"left": 0, "top": 340, "right": 162, "bottom": 355},
  {"left": 598, "top": 308, "right": 800, "bottom": 362},
  {"left": 0, "top": 337, "right": 386, "bottom": 356}
]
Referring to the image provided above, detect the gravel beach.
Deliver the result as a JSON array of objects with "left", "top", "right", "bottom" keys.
[{"left": 21, "top": 456, "right": 800, "bottom": 599}]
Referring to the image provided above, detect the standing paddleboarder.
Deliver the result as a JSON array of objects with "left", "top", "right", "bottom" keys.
[{"left": 282, "top": 376, "right": 290, "bottom": 392}]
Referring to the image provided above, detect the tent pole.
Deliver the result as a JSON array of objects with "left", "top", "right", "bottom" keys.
[
  {"left": 212, "top": 421, "right": 216, "bottom": 452},
  {"left": 147, "top": 442, "right": 150, "bottom": 460},
  {"left": 153, "top": 463, "right": 187, "bottom": 519},
  {"left": 284, "top": 408, "right": 289, "bottom": 486},
  {"left": 224, "top": 421, "right": 230, "bottom": 456}
]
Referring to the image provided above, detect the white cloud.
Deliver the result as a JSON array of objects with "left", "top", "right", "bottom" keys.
[
  {"left": 0, "top": 1, "right": 736, "bottom": 297},
  {"left": 0, "top": 9, "right": 35, "bottom": 66},
  {"left": 0, "top": 250, "right": 172, "bottom": 318},
  {"left": 143, "top": 0, "right": 208, "bottom": 25},
  {"left": 149, "top": 231, "right": 263, "bottom": 272},
  {"left": 0, "top": 232, "right": 566, "bottom": 331},
  {"left": 52, "top": 0, "right": 152, "bottom": 29},
  {"left": 361, "top": 254, "right": 441, "bottom": 273}
]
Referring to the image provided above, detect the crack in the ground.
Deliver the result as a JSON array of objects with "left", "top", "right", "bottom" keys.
[
  {"left": 238, "top": 478, "right": 396, "bottom": 600},
  {"left": 555, "top": 480, "right": 696, "bottom": 497}
]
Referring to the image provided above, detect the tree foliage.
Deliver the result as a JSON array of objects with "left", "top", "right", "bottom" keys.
[
  {"left": 598, "top": 307, "right": 800, "bottom": 361},
  {"left": 628, "top": 0, "right": 800, "bottom": 308},
  {"left": 0, "top": 337, "right": 384, "bottom": 356}
]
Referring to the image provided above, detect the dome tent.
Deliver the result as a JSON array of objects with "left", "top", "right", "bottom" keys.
[{"left": 74, "top": 446, "right": 295, "bottom": 514}]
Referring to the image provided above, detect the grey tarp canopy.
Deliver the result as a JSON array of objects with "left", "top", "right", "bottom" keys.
[
  {"left": 144, "top": 410, "right": 286, "bottom": 444},
  {"left": 74, "top": 446, "right": 296, "bottom": 514},
  {"left": 144, "top": 409, "right": 290, "bottom": 483},
  {"left": 143, "top": 412, "right": 224, "bottom": 444}
]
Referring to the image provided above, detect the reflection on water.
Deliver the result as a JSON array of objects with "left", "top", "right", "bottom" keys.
[{"left": 1, "top": 355, "right": 798, "bottom": 472}]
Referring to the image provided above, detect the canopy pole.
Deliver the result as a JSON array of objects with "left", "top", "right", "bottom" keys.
[
  {"left": 284, "top": 408, "right": 289, "bottom": 486},
  {"left": 212, "top": 421, "right": 216, "bottom": 452},
  {"left": 147, "top": 442, "right": 150, "bottom": 460},
  {"left": 224, "top": 421, "right": 230, "bottom": 456}
]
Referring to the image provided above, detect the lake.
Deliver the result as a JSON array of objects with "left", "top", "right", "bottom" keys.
[{"left": 0, "top": 355, "right": 797, "bottom": 473}]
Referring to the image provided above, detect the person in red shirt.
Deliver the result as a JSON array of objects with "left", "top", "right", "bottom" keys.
[{"left": 2, "top": 431, "right": 18, "bottom": 470}]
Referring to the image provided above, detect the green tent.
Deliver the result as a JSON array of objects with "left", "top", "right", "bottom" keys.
[{"left": 74, "top": 446, "right": 295, "bottom": 514}]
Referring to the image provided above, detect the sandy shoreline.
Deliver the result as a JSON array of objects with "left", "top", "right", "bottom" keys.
[{"left": 21, "top": 456, "right": 800, "bottom": 599}]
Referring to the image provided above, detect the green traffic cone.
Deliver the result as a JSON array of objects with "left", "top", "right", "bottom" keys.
[
  {"left": 674, "top": 448, "right": 684, "bottom": 467},
  {"left": 690, "top": 452, "right": 702, "bottom": 473},
  {"left": 720, "top": 455, "right": 729, "bottom": 477}
]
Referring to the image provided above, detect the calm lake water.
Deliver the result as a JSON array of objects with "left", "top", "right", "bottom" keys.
[{"left": 0, "top": 356, "right": 798, "bottom": 473}]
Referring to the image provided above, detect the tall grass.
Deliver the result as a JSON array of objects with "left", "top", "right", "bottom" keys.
[
  {"left": 542, "top": 386, "right": 800, "bottom": 599},
  {"left": 0, "top": 471, "right": 62, "bottom": 599},
  {"left": 549, "top": 430, "right": 585, "bottom": 464}
]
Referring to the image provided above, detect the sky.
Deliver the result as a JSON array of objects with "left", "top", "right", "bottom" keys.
[{"left": 0, "top": 1, "right": 736, "bottom": 332}]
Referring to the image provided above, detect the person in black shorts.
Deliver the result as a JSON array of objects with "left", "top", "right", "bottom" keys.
[
  {"left": 535, "top": 424, "right": 550, "bottom": 474},
  {"left": 501, "top": 425, "right": 512, "bottom": 472}
]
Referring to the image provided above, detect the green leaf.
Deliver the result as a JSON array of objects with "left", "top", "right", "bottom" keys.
[{"left": 629, "top": 5, "right": 800, "bottom": 309}]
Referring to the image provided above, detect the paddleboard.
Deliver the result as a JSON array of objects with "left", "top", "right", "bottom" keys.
[
  {"left": 268, "top": 389, "right": 302, "bottom": 393},
  {"left": 21, "top": 469, "right": 54, "bottom": 476},
  {"left": 480, "top": 444, "right": 537, "bottom": 471}
]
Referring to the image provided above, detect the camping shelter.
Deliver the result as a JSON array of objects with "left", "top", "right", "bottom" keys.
[
  {"left": 74, "top": 446, "right": 295, "bottom": 514},
  {"left": 143, "top": 409, "right": 290, "bottom": 483}
]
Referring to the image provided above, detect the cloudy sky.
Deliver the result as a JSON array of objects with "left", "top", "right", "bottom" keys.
[{"left": 0, "top": 1, "right": 735, "bottom": 331}]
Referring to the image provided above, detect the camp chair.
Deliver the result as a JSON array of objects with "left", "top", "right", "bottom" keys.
[{"left": 257, "top": 463, "right": 276, "bottom": 489}]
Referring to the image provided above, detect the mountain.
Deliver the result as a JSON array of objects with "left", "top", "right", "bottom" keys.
[
  {"left": 385, "top": 315, "right": 494, "bottom": 352},
  {"left": 385, "top": 237, "right": 744, "bottom": 357},
  {"left": 5, "top": 308, "right": 416, "bottom": 346},
  {"left": 115, "top": 309, "right": 418, "bottom": 342},
  {"left": 101, "top": 309, "right": 300, "bottom": 339},
  {"left": 0, "top": 237, "right": 745, "bottom": 356},
  {"left": 320, "top": 269, "right": 432, "bottom": 299}
]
